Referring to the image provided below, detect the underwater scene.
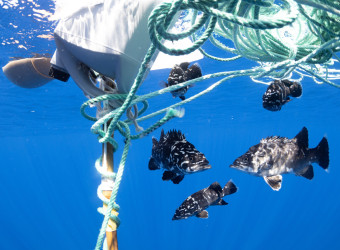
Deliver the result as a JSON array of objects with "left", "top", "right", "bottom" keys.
[{"left": 1, "top": 0, "right": 340, "bottom": 249}]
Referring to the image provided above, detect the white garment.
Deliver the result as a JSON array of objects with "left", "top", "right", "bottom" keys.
[{"left": 51, "top": 0, "right": 166, "bottom": 97}]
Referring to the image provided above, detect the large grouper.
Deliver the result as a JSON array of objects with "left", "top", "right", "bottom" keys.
[{"left": 230, "top": 127, "right": 329, "bottom": 191}]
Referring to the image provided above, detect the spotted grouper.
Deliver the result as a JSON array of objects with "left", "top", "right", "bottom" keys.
[
  {"left": 149, "top": 129, "right": 211, "bottom": 184},
  {"left": 230, "top": 127, "right": 329, "bottom": 191},
  {"left": 172, "top": 180, "right": 237, "bottom": 220},
  {"left": 262, "top": 79, "right": 302, "bottom": 111},
  {"left": 165, "top": 62, "right": 202, "bottom": 100}
]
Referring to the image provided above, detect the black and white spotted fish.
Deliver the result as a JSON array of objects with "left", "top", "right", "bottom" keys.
[
  {"left": 230, "top": 127, "right": 329, "bottom": 191},
  {"left": 172, "top": 180, "right": 237, "bottom": 220},
  {"left": 165, "top": 62, "right": 202, "bottom": 100},
  {"left": 262, "top": 79, "right": 302, "bottom": 111},
  {"left": 149, "top": 129, "right": 211, "bottom": 184}
]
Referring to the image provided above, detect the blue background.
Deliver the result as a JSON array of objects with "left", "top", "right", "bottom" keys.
[{"left": 1, "top": 1, "right": 340, "bottom": 249}]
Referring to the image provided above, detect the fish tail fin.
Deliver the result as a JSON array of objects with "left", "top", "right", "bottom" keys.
[
  {"left": 222, "top": 180, "right": 237, "bottom": 197},
  {"left": 313, "top": 137, "right": 329, "bottom": 170},
  {"left": 159, "top": 81, "right": 168, "bottom": 88},
  {"left": 148, "top": 157, "right": 160, "bottom": 170},
  {"left": 185, "top": 63, "right": 202, "bottom": 81},
  {"left": 179, "top": 62, "right": 190, "bottom": 71}
]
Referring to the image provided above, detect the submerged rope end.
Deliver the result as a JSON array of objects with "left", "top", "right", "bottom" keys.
[{"left": 167, "top": 107, "right": 185, "bottom": 118}]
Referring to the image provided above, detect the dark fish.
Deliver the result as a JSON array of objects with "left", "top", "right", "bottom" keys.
[
  {"left": 230, "top": 127, "right": 329, "bottom": 191},
  {"left": 165, "top": 62, "right": 202, "bottom": 100},
  {"left": 149, "top": 129, "right": 211, "bottom": 184},
  {"left": 172, "top": 180, "right": 237, "bottom": 220},
  {"left": 262, "top": 79, "right": 302, "bottom": 111}
]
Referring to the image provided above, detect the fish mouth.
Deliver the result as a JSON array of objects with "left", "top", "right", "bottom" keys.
[
  {"left": 195, "top": 164, "right": 211, "bottom": 170},
  {"left": 187, "top": 164, "right": 211, "bottom": 173},
  {"left": 202, "top": 164, "right": 212, "bottom": 170},
  {"left": 172, "top": 216, "right": 181, "bottom": 221},
  {"left": 229, "top": 163, "right": 246, "bottom": 171},
  {"left": 230, "top": 159, "right": 244, "bottom": 169}
]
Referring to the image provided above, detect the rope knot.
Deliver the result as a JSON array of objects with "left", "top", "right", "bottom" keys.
[{"left": 96, "top": 158, "right": 121, "bottom": 230}]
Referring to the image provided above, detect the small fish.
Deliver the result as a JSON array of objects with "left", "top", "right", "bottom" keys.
[
  {"left": 149, "top": 129, "right": 211, "bottom": 184},
  {"left": 165, "top": 62, "right": 202, "bottom": 100},
  {"left": 230, "top": 127, "right": 329, "bottom": 191},
  {"left": 262, "top": 79, "right": 302, "bottom": 111},
  {"left": 172, "top": 180, "right": 237, "bottom": 220}
]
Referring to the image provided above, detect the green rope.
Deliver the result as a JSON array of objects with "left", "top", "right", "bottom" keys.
[
  {"left": 78, "top": 1, "right": 340, "bottom": 249},
  {"left": 95, "top": 121, "right": 131, "bottom": 250}
]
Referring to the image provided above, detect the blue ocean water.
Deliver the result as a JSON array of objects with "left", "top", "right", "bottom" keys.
[{"left": 1, "top": 1, "right": 340, "bottom": 250}]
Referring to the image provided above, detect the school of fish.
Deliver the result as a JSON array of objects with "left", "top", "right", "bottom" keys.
[{"left": 146, "top": 63, "right": 330, "bottom": 221}]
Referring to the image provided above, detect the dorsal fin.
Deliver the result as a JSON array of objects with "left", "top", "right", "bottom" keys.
[
  {"left": 165, "top": 129, "right": 186, "bottom": 141},
  {"left": 152, "top": 137, "right": 158, "bottom": 149},
  {"left": 160, "top": 129, "right": 165, "bottom": 140},
  {"left": 295, "top": 127, "right": 308, "bottom": 149}
]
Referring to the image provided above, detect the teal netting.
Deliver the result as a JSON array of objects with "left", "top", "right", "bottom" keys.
[{"left": 80, "top": 0, "right": 340, "bottom": 249}]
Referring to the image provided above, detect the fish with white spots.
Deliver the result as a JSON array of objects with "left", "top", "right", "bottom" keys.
[
  {"left": 230, "top": 127, "right": 329, "bottom": 191},
  {"left": 164, "top": 62, "right": 202, "bottom": 100},
  {"left": 149, "top": 129, "right": 211, "bottom": 184},
  {"left": 172, "top": 180, "right": 237, "bottom": 220},
  {"left": 262, "top": 79, "right": 302, "bottom": 111}
]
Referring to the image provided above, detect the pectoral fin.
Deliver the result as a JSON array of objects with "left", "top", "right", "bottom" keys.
[
  {"left": 215, "top": 199, "right": 228, "bottom": 206},
  {"left": 264, "top": 175, "right": 282, "bottom": 191},
  {"left": 283, "top": 97, "right": 291, "bottom": 104},
  {"left": 171, "top": 175, "right": 184, "bottom": 184},
  {"left": 162, "top": 171, "right": 176, "bottom": 181},
  {"left": 196, "top": 210, "right": 209, "bottom": 219},
  {"left": 296, "top": 165, "right": 314, "bottom": 180}
]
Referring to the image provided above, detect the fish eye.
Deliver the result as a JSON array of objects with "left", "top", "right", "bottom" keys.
[{"left": 189, "top": 156, "right": 194, "bottom": 161}]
